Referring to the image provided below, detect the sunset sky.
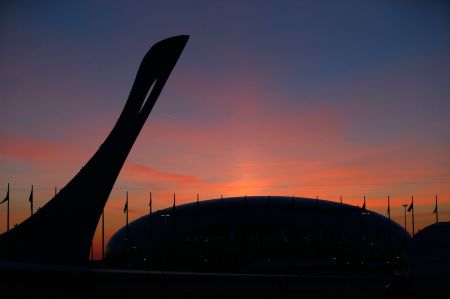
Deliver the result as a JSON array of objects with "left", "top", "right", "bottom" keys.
[{"left": 1, "top": 1, "right": 449, "bottom": 259}]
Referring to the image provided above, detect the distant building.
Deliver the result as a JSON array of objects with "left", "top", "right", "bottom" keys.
[
  {"left": 408, "top": 222, "right": 450, "bottom": 277},
  {"left": 107, "top": 196, "right": 409, "bottom": 273}
]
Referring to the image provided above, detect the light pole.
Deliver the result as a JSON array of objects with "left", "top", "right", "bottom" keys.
[
  {"left": 402, "top": 204, "right": 408, "bottom": 248},
  {"left": 161, "top": 213, "right": 170, "bottom": 273}
]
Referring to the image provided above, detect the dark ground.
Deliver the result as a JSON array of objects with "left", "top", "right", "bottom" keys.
[{"left": 1, "top": 262, "right": 448, "bottom": 299}]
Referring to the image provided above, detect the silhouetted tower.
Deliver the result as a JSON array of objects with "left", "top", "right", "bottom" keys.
[{"left": 0, "top": 36, "right": 189, "bottom": 264}]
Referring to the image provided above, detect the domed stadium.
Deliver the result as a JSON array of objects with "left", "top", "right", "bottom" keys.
[{"left": 106, "top": 196, "right": 409, "bottom": 273}]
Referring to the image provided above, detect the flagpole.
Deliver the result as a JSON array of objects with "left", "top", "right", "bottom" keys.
[
  {"left": 7, "top": 183, "right": 10, "bottom": 232},
  {"left": 387, "top": 195, "right": 391, "bottom": 261},
  {"left": 101, "top": 209, "right": 105, "bottom": 260},
  {"left": 220, "top": 194, "right": 224, "bottom": 224},
  {"left": 339, "top": 195, "right": 343, "bottom": 258},
  {"left": 1, "top": 183, "right": 10, "bottom": 232},
  {"left": 315, "top": 195, "right": 319, "bottom": 253},
  {"left": 291, "top": 195, "right": 295, "bottom": 224},
  {"left": 411, "top": 195, "right": 415, "bottom": 237},
  {"left": 124, "top": 191, "right": 129, "bottom": 260},
  {"left": 387, "top": 195, "right": 391, "bottom": 222},
  {"left": 148, "top": 191, "right": 152, "bottom": 261},
  {"left": 363, "top": 195, "right": 368, "bottom": 261},
  {"left": 30, "top": 185, "right": 34, "bottom": 216},
  {"left": 435, "top": 195, "right": 439, "bottom": 224},
  {"left": 173, "top": 193, "right": 176, "bottom": 233},
  {"left": 149, "top": 192, "right": 152, "bottom": 215},
  {"left": 402, "top": 204, "right": 408, "bottom": 247},
  {"left": 402, "top": 204, "right": 408, "bottom": 232},
  {"left": 126, "top": 191, "right": 129, "bottom": 238},
  {"left": 195, "top": 193, "right": 199, "bottom": 229}
]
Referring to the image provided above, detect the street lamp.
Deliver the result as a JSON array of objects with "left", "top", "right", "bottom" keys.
[
  {"left": 401, "top": 204, "right": 408, "bottom": 248},
  {"left": 161, "top": 213, "right": 170, "bottom": 273},
  {"left": 161, "top": 213, "right": 171, "bottom": 224}
]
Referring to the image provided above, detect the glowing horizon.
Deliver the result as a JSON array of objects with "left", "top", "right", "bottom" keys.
[{"left": 1, "top": 1, "right": 449, "bottom": 259}]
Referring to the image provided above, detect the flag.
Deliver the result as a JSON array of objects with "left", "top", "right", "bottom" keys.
[
  {"left": 433, "top": 196, "right": 437, "bottom": 214},
  {"left": 1, "top": 184, "right": 9, "bottom": 204},
  {"left": 407, "top": 202, "right": 413, "bottom": 212},
  {"left": 29, "top": 185, "right": 34, "bottom": 204},
  {"left": 387, "top": 196, "right": 390, "bottom": 215},
  {"left": 433, "top": 195, "right": 439, "bottom": 224},
  {"left": 123, "top": 198, "right": 128, "bottom": 213},
  {"left": 149, "top": 192, "right": 152, "bottom": 214}
]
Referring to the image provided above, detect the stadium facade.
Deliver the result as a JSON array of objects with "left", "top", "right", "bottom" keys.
[{"left": 107, "top": 196, "right": 409, "bottom": 273}]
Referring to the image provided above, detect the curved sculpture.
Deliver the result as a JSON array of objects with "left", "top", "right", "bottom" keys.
[{"left": 0, "top": 35, "right": 189, "bottom": 264}]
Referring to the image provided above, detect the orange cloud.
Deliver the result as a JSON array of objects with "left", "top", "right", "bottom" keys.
[
  {"left": 122, "top": 162, "right": 204, "bottom": 188},
  {"left": 2, "top": 51, "right": 450, "bottom": 260},
  {"left": 0, "top": 133, "right": 69, "bottom": 162}
]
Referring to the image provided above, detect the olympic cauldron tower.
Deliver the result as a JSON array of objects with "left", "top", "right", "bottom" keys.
[{"left": 0, "top": 36, "right": 189, "bottom": 264}]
